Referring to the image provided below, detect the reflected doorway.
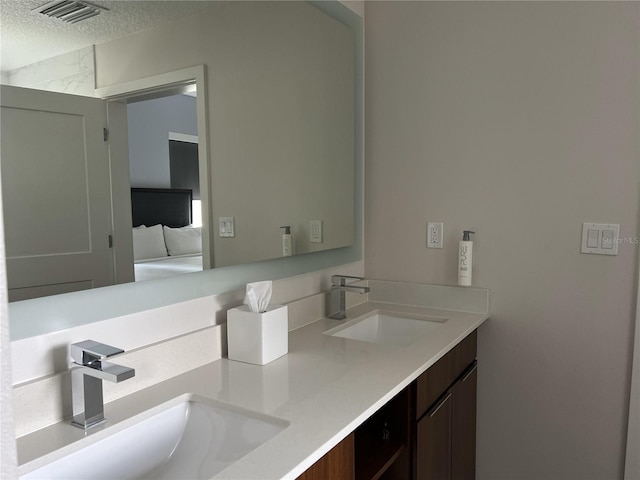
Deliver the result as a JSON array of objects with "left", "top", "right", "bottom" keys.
[{"left": 126, "top": 88, "right": 205, "bottom": 281}]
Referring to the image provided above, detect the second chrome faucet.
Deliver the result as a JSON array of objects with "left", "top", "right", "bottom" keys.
[{"left": 328, "top": 275, "right": 370, "bottom": 320}]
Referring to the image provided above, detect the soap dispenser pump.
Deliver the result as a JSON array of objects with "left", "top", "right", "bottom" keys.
[
  {"left": 280, "top": 226, "right": 293, "bottom": 257},
  {"left": 458, "top": 230, "right": 475, "bottom": 286}
]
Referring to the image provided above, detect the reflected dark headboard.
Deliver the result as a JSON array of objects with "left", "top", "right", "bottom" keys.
[{"left": 131, "top": 188, "right": 192, "bottom": 228}]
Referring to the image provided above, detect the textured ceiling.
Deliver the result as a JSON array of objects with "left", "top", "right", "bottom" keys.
[{"left": 0, "top": 0, "right": 219, "bottom": 71}]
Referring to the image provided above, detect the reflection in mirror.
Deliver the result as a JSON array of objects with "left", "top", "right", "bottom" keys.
[
  {"left": 2, "top": 0, "right": 362, "bottom": 352},
  {"left": 1, "top": 85, "right": 115, "bottom": 300},
  {"left": 127, "top": 90, "right": 204, "bottom": 282},
  {"left": 0, "top": 0, "right": 355, "bottom": 301}
]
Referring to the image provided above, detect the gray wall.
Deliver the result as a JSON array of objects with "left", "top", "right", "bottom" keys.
[
  {"left": 365, "top": 2, "right": 639, "bottom": 479},
  {"left": 127, "top": 94, "right": 197, "bottom": 188}
]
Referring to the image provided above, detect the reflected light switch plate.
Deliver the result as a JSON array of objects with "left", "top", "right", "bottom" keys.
[{"left": 310, "top": 220, "right": 322, "bottom": 243}]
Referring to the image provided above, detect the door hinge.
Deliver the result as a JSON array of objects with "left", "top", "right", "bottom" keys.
[
  {"left": 103, "top": 127, "right": 109, "bottom": 141},
  {"left": 108, "top": 235, "right": 113, "bottom": 248}
]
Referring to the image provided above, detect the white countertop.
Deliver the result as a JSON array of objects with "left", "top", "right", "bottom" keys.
[{"left": 17, "top": 301, "right": 488, "bottom": 479}]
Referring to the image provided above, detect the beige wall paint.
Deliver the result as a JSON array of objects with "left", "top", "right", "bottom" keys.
[
  {"left": 365, "top": 2, "right": 639, "bottom": 479},
  {"left": 95, "top": 1, "right": 355, "bottom": 267}
]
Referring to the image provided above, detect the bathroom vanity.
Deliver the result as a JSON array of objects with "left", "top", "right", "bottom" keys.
[
  {"left": 299, "top": 329, "right": 478, "bottom": 480},
  {"left": 15, "top": 282, "right": 489, "bottom": 479}
]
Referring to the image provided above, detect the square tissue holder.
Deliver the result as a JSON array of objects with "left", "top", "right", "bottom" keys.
[{"left": 227, "top": 304, "right": 288, "bottom": 365}]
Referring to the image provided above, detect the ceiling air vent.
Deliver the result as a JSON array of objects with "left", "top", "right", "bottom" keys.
[{"left": 33, "top": 0, "right": 108, "bottom": 24}]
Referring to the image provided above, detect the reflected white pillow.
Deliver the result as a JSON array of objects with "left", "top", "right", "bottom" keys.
[
  {"left": 133, "top": 224, "right": 168, "bottom": 261},
  {"left": 163, "top": 225, "right": 202, "bottom": 256}
]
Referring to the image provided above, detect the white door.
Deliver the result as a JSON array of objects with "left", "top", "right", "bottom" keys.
[{"left": 0, "top": 85, "right": 115, "bottom": 301}]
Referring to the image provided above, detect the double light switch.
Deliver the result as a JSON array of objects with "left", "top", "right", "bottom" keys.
[
  {"left": 581, "top": 223, "right": 619, "bottom": 255},
  {"left": 219, "top": 217, "right": 235, "bottom": 238}
]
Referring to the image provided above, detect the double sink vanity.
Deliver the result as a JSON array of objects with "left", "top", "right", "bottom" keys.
[{"left": 16, "top": 280, "right": 489, "bottom": 479}]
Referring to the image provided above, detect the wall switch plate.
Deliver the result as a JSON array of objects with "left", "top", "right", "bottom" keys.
[
  {"left": 427, "top": 222, "right": 444, "bottom": 248},
  {"left": 219, "top": 217, "right": 235, "bottom": 238},
  {"left": 581, "top": 222, "right": 619, "bottom": 255},
  {"left": 310, "top": 220, "right": 323, "bottom": 243}
]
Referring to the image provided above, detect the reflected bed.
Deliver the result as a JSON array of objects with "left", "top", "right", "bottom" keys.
[
  {"left": 131, "top": 188, "right": 203, "bottom": 281},
  {"left": 134, "top": 254, "right": 203, "bottom": 281}
]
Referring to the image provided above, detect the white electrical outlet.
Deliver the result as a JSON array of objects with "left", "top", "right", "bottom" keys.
[
  {"left": 427, "top": 222, "right": 443, "bottom": 248},
  {"left": 310, "top": 220, "right": 323, "bottom": 243}
]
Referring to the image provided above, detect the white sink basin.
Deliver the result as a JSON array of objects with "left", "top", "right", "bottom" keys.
[
  {"left": 22, "top": 395, "right": 288, "bottom": 480},
  {"left": 324, "top": 311, "right": 447, "bottom": 346}
]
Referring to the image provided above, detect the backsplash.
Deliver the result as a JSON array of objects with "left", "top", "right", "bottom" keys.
[
  {"left": 367, "top": 280, "right": 489, "bottom": 314},
  {"left": 11, "top": 294, "right": 223, "bottom": 383}
]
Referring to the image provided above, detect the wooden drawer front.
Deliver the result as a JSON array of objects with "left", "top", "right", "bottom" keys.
[
  {"left": 416, "top": 330, "right": 477, "bottom": 419},
  {"left": 452, "top": 330, "right": 477, "bottom": 383}
]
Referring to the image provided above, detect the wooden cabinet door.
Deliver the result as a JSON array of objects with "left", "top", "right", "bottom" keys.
[
  {"left": 452, "top": 363, "right": 477, "bottom": 480},
  {"left": 416, "top": 392, "right": 452, "bottom": 480},
  {"left": 298, "top": 433, "right": 355, "bottom": 480}
]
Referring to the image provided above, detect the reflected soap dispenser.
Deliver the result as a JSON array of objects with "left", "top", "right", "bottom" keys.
[
  {"left": 281, "top": 226, "right": 293, "bottom": 257},
  {"left": 458, "top": 230, "right": 475, "bottom": 286}
]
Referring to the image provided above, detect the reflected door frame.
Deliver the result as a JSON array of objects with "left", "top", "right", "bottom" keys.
[{"left": 97, "top": 65, "right": 212, "bottom": 271}]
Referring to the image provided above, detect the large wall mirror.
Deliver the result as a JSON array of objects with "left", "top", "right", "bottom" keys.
[
  {"left": 2, "top": 0, "right": 354, "bottom": 297},
  {"left": 1, "top": 0, "right": 362, "bottom": 340}
]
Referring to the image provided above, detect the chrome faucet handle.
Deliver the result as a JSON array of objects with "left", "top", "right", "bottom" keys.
[
  {"left": 331, "top": 275, "right": 365, "bottom": 286},
  {"left": 71, "top": 340, "right": 124, "bottom": 366}
]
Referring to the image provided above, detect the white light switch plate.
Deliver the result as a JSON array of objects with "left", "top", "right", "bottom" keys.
[
  {"left": 219, "top": 217, "right": 235, "bottom": 238},
  {"left": 581, "top": 223, "right": 619, "bottom": 255}
]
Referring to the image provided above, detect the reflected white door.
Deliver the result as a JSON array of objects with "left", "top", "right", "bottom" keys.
[{"left": 0, "top": 85, "right": 114, "bottom": 301}]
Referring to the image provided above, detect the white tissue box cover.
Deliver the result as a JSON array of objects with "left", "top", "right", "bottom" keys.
[{"left": 227, "top": 305, "right": 288, "bottom": 365}]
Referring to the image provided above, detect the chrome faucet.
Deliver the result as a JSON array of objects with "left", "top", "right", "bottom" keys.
[
  {"left": 70, "top": 340, "right": 135, "bottom": 429},
  {"left": 328, "top": 275, "right": 370, "bottom": 320}
]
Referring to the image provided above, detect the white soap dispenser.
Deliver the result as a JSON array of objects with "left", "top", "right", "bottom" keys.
[
  {"left": 458, "top": 230, "right": 475, "bottom": 286},
  {"left": 280, "top": 226, "right": 293, "bottom": 257}
]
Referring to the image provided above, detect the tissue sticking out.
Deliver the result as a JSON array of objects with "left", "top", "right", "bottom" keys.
[{"left": 244, "top": 281, "right": 273, "bottom": 313}]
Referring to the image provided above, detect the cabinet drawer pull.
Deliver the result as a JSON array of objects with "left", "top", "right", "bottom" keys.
[
  {"left": 461, "top": 362, "right": 477, "bottom": 383},
  {"left": 428, "top": 391, "right": 452, "bottom": 418}
]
